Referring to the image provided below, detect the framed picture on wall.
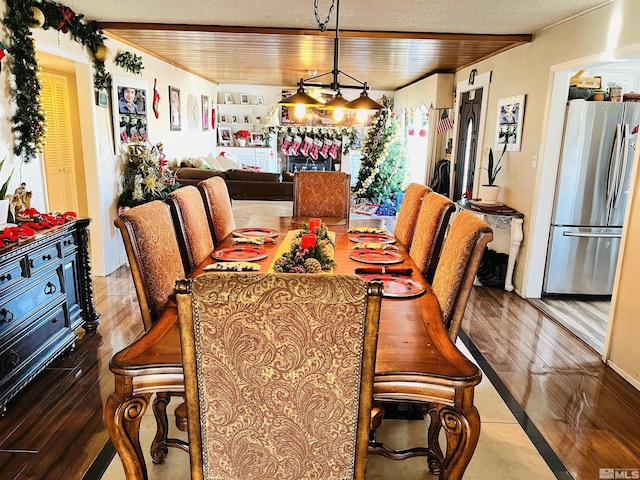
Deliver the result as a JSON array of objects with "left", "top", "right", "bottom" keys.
[
  {"left": 495, "top": 94, "right": 525, "bottom": 151},
  {"left": 218, "top": 126, "right": 232, "bottom": 145},
  {"left": 111, "top": 75, "right": 149, "bottom": 150},
  {"left": 240, "top": 93, "right": 249, "bottom": 105},
  {"left": 169, "top": 86, "right": 181, "bottom": 131},
  {"left": 201, "top": 95, "right": 209, "bottom": 131},
  {"left": 224, "top": 93, "right": 233, "bottom": 104},
  {"left": 251, "top": 132, "right": 265, "bottom": 146}
]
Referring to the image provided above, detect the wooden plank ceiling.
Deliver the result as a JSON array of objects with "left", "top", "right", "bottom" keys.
[{"left": 100, "top": 24, "right": 531, "bottom": 91}]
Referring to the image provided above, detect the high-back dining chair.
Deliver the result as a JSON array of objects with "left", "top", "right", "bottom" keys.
[
  {"left": 115, "top": 200, "right": 186, "bottom": 331},
  {"left": 175, "top": 273, "right": 383, "bottom": 480},
  {"left": 409, "top": 192, "right": 456, "bottom": 283},
  {"left": 115, "top": 200, "right": 188, "bottom": 461},
  {"left": 431, "top": 210, "right": 493, "bottom": 341},
  {"left": 197, "top": 176, "right": 236, "bottom": 246},
  {"left": 394, "top": 183, "right": 432, "bottom": 249},
  {"left": 293, "top": 171, "right": 351, "bottom": 219},
  {"left": 166, "top": 186, "right": 214, "bottom": 274}
]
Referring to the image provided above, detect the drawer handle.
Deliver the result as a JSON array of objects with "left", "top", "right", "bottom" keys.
[
  {"left": 0, "top": 308, "right": 14, "bottom": 323},
  {"left": 63, "top": 239, "right": 73, "bottom": 246},
  {"left": 44, "top": 282, "right": 57, "bottom": 295},
  {"left": 42, "top": 254, "right": 52, "bottom": 261},
  {"left": 0, "top": 273, "right": 11, "bottom": 281},
  {"left": 5, "top": 350, "right": 20, "bottom": 373}
]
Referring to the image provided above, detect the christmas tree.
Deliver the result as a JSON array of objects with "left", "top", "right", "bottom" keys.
[{"left": 352, "top": 96, "right": 407, "bottom": 203}]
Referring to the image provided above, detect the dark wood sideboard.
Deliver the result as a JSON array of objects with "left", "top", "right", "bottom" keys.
[{"left": 0, "top": 219, "right": 100, "bottom": 414}]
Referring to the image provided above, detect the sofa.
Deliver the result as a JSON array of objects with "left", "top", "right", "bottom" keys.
[{"left": 175, "top": 167, "right": 294, "bottom": 201}]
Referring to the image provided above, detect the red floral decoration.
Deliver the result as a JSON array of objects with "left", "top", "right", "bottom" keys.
[
  {"left": 419, "top": 129, "right": 427, "bottom": 137},
  {"left": 235, "top": 129, "right": 251, "bottom": 139},
  {"left": 408, "top": 128, "right": 415, "bottom": 136}
]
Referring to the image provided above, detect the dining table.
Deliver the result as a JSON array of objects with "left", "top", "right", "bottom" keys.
[{"left": 105, "top": 216, "right": 481, "bottom": 480}]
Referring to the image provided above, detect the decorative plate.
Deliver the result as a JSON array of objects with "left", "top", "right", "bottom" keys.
[
  {"left": 212, "top": 247, "right": 268, "bottom": 262},
  {"left": 348, "top": 233, "right": 396, "bottom": 244},
  {"left": 470, "top": 199, "right": 505, "bottom": 207},
  {"left": 361, "top": 274, "right": 425, "bottom": 299},
  {"left": 349, "top": 249, "right": 404, "bottom": 265},
  {"left": 232, "top": 227, "right": 279, "bottom": 238}
]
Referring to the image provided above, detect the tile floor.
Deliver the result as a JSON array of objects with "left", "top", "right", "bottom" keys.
[{"left": 101, "top": 341, "right": 556, "bottom": 480}]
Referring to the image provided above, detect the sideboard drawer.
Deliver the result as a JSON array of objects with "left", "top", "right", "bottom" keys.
[
  {"left": 0, "top": 257, "right": 26, "bottom": 294},
  {"left": 61, "top": 232, "right": 77, "bottom": 254},
  {"left": 0, "top": 306, "right": 70, "bottom": 389},
  {"left": 0, "top": 268, "right": 64, "bottom": 338},
  {"left": 27, "top": 243, "right": 61, "bottom": 275}
]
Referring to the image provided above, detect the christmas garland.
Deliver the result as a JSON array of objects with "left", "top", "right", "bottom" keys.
[
  {"left": 264, "top": 125, "right": 358, "bottom": 154},
  {"left": 3, "top": 0, "right": 109, "bottom": 161}
]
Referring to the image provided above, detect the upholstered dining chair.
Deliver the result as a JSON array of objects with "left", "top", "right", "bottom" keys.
[
  {"left": 431, "top": 209, "right": 493, "bottom": 341},
  {"left": 114, "top": 200, "right": 188, "bottom": 462},
  {"left": 197, "top": 176, "right": 236, "bottom": 246},
  {"left": 393, "top": 183, "right": 431, "bottom": 249},
  {"left": 369, "top": 210, "right": 492, "bottom": 475},
  {"left": 166, "top": 186, "right": 214, "bottom": 274},
  {"left": 293, "top": 171, "right": 351, "bottom": 219},
  {"left": 409, "top": 192, "right": 456, "bottom": 283},
  {"left": 175, "top": 273, "right": 383, "bottom": 480}
]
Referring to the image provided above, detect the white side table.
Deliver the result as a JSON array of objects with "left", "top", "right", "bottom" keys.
[{"left": 457, "top": 200, "right": 524, "bottom": 292}]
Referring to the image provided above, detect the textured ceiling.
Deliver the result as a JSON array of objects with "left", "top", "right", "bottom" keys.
[{"left": 60, "top": 0, "right": 612, "bottom": 90}]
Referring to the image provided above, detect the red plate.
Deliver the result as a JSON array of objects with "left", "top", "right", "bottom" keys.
[
  {"left": 348, "top": 233, "right": 396, "bottom": 244},
  {"left": 232, "top": 228, "right": 279, "bottom": 238},
  {"left": 212, "top": 247, "right": 268, "bottom": 262},
  {"left": 361, "top": 274, "right": 425, "bottom": 299},
  {"left": 349, "top": 249, "right": 404, "bottom": 265}
]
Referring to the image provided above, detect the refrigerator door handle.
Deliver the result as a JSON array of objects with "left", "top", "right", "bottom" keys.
[
  {"left": 606, "top": 124, "right": 622, "bottom": 211},
  {"left": 614, "top": 123, "right": 630, "bottom": 209},
  {"left": 562, "top": 231, "right": 622, "bottom": 239}
]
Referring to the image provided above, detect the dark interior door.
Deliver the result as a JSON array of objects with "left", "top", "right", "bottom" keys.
[{"left": 453, "top": 90, "right": 483, "bottom": 200}]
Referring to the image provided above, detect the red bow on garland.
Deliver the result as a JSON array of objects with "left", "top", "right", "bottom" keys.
[{"left": 58, "top": 4, "right": 76, "bottom": 34}]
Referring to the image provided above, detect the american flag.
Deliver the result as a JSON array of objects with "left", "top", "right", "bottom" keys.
[{"left": 436, "top": 109, "right": 454, "bottom": 134}]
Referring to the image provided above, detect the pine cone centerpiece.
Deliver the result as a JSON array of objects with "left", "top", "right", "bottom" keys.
[
  {"left": 303, "top": 258, "right": 322, "bottom": 273},
  {"left": 289, "top": 265, "right": 306, "bottom": 274}
]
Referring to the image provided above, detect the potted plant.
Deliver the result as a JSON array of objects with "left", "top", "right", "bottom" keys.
[
  {"left": 234, "top": 129, "right": 251, "bottom": 146},
  {"left": 0, "top": 157, "right": 14, "bottom": 226},
  {"left": 480, "top": 143, "right": 506, "bottom": 204}
]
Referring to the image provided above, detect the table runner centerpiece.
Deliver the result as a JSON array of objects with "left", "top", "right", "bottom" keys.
[{"left": 269, "top": 222, "right": 336, "bottom": 273}]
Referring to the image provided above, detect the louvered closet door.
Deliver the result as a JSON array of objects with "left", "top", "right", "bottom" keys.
[{"left": 41, "top": 73, "right": 78, "bottom": 214}]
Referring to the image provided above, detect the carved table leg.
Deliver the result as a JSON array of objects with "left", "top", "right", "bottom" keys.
[
  {"left": 151, "top": 392, "right": 171, "bottom": 464},
  {"left": 427, "top": 404, "right": 444, "bottom": 475},
  {"left": 437, "top": 404, "right": 480, "bottom": 480},
  {"left": 505, "top": 218, "right": 523, "bottom": 292},
  {"left": 105, "top": 392, "right": 151, "bottom": 480}
]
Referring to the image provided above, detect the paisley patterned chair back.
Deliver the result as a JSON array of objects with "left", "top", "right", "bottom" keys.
[
  {"left": 197, "top": 176, "right": 236, "bottom": 246},
  {"left": 115, "top": 200, "right": 185, "bottom": 330},
  {"left": 166, "top": 186, "right": 214, "bottom": 274},
  {"left": 293, "top": 171, "right": 351, "bottom": 219},
  {"left": 175, "top": 273, "right": 383, "bottom": 480},
  {"left": 393, "top": 183, "right": 431, "bottom": 249},
  {"left": 409, "top": 192, "right": 456, "bottom": 283},
  {"left": 431, "top": 210, "right": 493, "bottom": 340}
]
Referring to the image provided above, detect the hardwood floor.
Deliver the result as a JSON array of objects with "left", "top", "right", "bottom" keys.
[{"left": 0, "top": 268, "right": 638, "bottom": 479}]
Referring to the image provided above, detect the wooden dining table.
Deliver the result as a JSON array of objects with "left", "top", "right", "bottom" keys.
[{"left": 105, "top": 216, "right": 481, "bottom": 480}]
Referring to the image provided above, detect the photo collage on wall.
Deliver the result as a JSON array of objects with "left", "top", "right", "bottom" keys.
[{"left": 117, "top": 85, "right": 148, "bottom": 143}]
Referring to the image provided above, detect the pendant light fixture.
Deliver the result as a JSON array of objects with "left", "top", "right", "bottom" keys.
[{"left": 278, "top": 0, "right": 383, "bottom": 112}]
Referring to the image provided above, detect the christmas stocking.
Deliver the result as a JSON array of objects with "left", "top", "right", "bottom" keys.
[
  {"left": 153, "top": 79, "right": 160, "bottom": 119},
  {"left": 281, "top": 135, "right": 293, "bottom": 155},
  {"left": 320, "top": 137, "right": 332, "bottom": 158},
  {"left": 328, "top": 138, "right": 342, "bottom": 160},
  {"left": 310, "top": 138, "right": 322, "bottom": 160},
  {"left": 300, "top": 136, "right": 313, "bottom": 156},
  {"left": 289, "top": 135, "right": 303, "bottom": 156}
]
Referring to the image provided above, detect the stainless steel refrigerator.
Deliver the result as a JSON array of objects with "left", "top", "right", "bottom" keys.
[{"left": 543, "top": 101, "right": 640, "bottom": 295}]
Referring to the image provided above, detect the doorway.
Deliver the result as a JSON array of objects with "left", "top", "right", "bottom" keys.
[{"left": 453, "top": 89, "right": 483, "bottom": 200}]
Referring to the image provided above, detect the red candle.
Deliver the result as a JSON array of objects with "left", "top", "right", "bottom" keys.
[
  {"left": 301, "top": 233, "right": 316, "bottom": 250},
  {"left": 308, "top": 218, "right": 321, "bottom": 233}
]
